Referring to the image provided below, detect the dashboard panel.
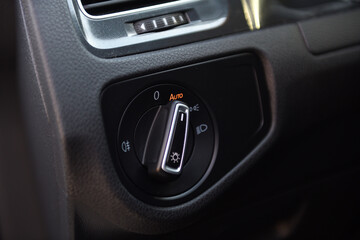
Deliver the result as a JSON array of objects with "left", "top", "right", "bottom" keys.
[{"left": 1, "top": 0, "right": 360, "bottom": 239}]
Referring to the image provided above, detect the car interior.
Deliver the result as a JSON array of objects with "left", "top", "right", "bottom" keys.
[{"left": 1, "top": 0, "right": 360, "bottom": 239}]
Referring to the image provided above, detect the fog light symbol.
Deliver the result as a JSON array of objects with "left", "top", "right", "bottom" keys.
[{"left": 121, "top": 140, "right": 131, "bottom": 153}]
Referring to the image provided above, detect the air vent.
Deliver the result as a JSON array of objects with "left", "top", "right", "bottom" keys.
[{"left": 81, "top": 0, "right": 180, "bottom": 16}]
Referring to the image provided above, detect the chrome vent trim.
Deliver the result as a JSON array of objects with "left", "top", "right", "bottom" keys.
[{"left": 77, "top": 0, "right": 202, "bottom": 19}]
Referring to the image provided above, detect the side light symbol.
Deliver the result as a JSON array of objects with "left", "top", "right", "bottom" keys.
[{"left": 189, "top": 104, "right": 200, "bottom": 112}]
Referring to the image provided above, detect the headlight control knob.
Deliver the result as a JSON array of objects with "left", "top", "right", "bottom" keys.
[
  {"left": 116, "top": 84, "right": 215, "bottom": 197},
  {"left": 141, "top": 101, "right": 190, "bottom": 179}
]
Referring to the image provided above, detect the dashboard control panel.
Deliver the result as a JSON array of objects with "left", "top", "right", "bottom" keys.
[
  {"left": 101, "top": 54, "right": 270, "bottom": 205},
  {"left": 117, "top": 84, "right": 215, "bottom": 196}
]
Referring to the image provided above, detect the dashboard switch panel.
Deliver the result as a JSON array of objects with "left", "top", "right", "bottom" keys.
[
  {"left": 116, "top": 84, "right": 215, "bottom": 194},
  {"left": 101, "top": 54, "right": 270, "bottom": 205}
]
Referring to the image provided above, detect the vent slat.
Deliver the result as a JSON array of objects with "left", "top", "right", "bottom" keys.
[{"left": 81, "top": 0, "right": 180, "bottom": 16}]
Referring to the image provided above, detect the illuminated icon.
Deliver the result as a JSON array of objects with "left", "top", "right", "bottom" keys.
[
  {"left": 196, "top": 124, "right": 208, "bottom": 135},
  {"left": 190, "top": 104, "right": 200, "bottom": 112},
  {"left": 170, "top": 152, "right": 181, "bottom": 164},
  {"left": 169, "top": 93, "right": 183, "bottom": 101},
  {"left": 121, "top": 140, "right": 131, "bottom": 153}
]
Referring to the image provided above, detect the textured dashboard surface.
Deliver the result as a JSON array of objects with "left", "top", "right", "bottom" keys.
[{"left": 299, "top": 9, "right": 360, "bottom": 54}]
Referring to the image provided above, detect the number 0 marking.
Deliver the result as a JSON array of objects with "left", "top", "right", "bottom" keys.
[{"left": 154, "top": 91, "right": 160, "bottom": 100}]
